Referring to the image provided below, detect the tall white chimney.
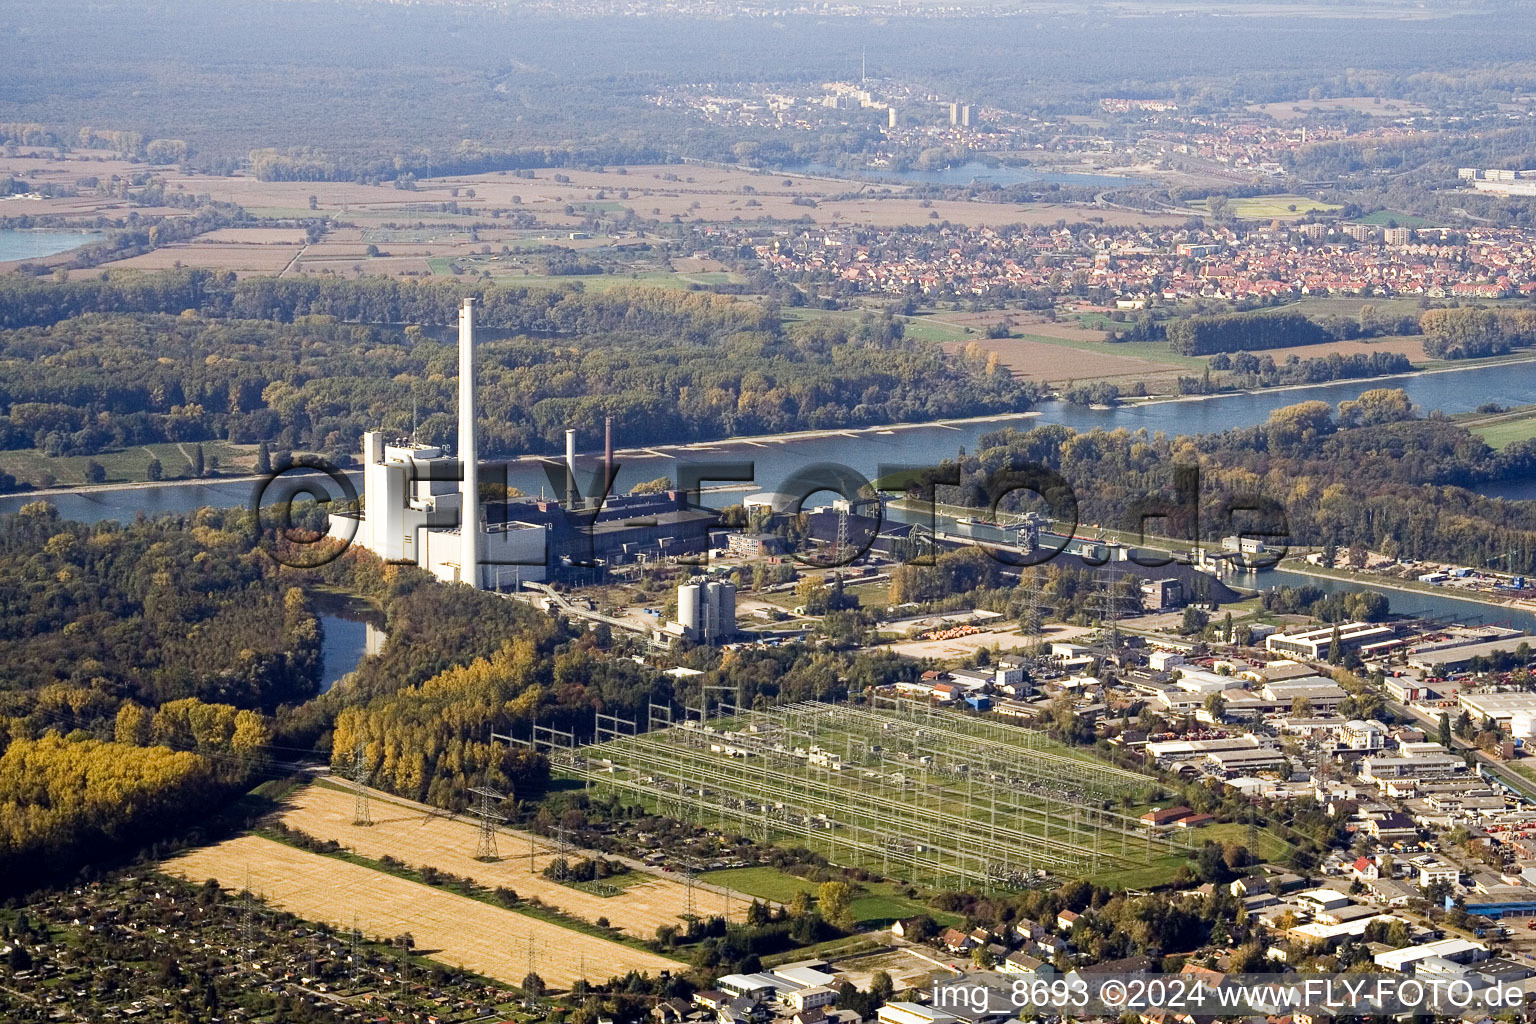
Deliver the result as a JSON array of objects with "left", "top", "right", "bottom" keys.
[
  {"left": 565, "top": 428, "right": 578, "bottom": 509},
  {"left": 458, "top": 297, "right": 480, "bottom": 589}
]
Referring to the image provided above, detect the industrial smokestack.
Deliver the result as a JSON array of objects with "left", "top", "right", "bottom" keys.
[
  {"left": 565, "top": 428, "right": 578, "bottom": 510},
  {"left": 604, "top": 416, "right": 613, "bottom": 493},
  {"left": 458, "top": 298, "right": 480, "bottom": 590}
]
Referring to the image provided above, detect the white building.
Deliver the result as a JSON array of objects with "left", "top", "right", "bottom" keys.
[{"left": 1266, "top": 622, "right": 1395, "bottom": 660}]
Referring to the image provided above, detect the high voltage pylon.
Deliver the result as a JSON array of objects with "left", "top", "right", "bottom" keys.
[
  {"left": 1021, "top": 569, "right": 1046, "bottom": 650},
  {"left": 1095, "top": 565, "right": 1132, "bottom": 651},
  {"left": 683, "top": 863, "right": 698, "bottom": 921},
  {"left": 349, "top": 743, "right": 372, "bottom": 827},
  {"left": 468, "top": 785, "right": 507, "bottom": 861},
  {"left": 551, "top": 825, "right": 573, "bottom": 881}
]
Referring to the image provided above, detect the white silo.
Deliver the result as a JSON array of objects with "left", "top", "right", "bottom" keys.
[{"left": 677, "top": 582, "right": 701, "bottom": 637}]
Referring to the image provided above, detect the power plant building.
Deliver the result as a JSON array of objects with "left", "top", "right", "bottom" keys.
[{"left": 330, "top": 297, "right": 717, "bottom": 588}]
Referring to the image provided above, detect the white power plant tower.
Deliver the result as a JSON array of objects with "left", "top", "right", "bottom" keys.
[{"left": 458, "top": 297, "right": 481, "bottom": 590}]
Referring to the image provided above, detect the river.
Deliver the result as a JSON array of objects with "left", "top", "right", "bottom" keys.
[
  {"left": 1243, "top": 566, "right": 1536, "bottom": 635},
  {"left": 2, "top": 359, "right": 1528, "bottom": 525},
  {"left": 312, "top": 591, "right": 387, "bottom": 693}
]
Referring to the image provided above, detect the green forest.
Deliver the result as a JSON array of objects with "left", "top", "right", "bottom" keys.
[{"left": 0, "top": 272, "right": 1035, "bottom": 475}]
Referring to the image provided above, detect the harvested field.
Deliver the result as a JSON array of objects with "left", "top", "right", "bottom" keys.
[
  {"left": 279, "top": 783, "right": 746, "bottom": 937},
  {"left": 1250, "top": 336, "right": 1428, "bottom": 363},
  {"left": 194, "top": 227, "right": 309, "bottom": 244},
  {"left": 942, "top": 335, "right": 1179, "bottom": 382},
  {"left": 931, "top": 311, "right": 1111, "bottom": 342},
  {"left": 164, "top": 835, "right": 682, "bottom": 988},
  {"left": 1248, "top": 97, "right": 1431, "bottom": 121},
  {"left": 98, "top": 244, "right": 298, "bottom": 273}
]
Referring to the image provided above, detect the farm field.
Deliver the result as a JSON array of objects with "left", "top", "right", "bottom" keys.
[
  {"left": 942, "top": 332, "right": 1203, "bottom": 383},
  {"left": 1277, "top": 295, "right": 1433, "bottom": 319},
  {"left": 0, "top": 440, "right": 254, "bottom": 488},
  {"left": 1352, "top": 210, "right": 1438, "bottom": 228},
  {"left": 1466, "top": 406, "right": 1536, "bottom": 449},
  {"left": 279, "top": 782, "right": 746, "bottom": 936},
  {"left": 163, "top": 834, "right": 683, "bottom": 988},
  {"left": 95, "top": 242, "right": 299, "bottom": 274},
  {"left": 1247, "top": 334, "right": 1429, "bottom": 364},
  {"left": 1190, "top": 194, "right": 1342, "bottom": 219},
  {"left": 1247, "top": 96, "right": 1432, "bottom": 120}
]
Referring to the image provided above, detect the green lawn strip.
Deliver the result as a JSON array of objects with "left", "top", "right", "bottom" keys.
[
  {"left": 1471, "top": 412, "right": 1536, "bottom": 450},
  {"left": 1189, "top": 195, "right": 1341, "bottom": 218},
  {"left": 568, "top": 870, "right": 650, "bottom": 896},
  {"left": 0, "top": 440, "right": 248, "bottom": 486},
  {"left": 1351, "top": 210, "right": 1436, "bottom": 228},
  {"left": 763, "top": 934, "right": 887, "bottom": 967},
  {"left": 1090, "top": 854, "right": 1190, "bottom": 892},
  {"left": 505, "top": 273, "right": 695, "bottom": 292},
  {"left": 702, "top": 865, "right": 962, "bottom": 927},
  {"left": 249, "top": 825, "right": 671, "bottom": 957},
  {"left": 898, "top": 317, "right": 981, "bottom": 342}
]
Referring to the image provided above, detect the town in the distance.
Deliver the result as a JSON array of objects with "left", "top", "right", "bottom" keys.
[{"left": 3, "top": 1, "right": 1536, "bottom": 1023}]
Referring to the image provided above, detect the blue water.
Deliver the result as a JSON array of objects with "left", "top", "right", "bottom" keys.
[
  {"left": 0, "top": 229, "right": 103, "bottom": 261},
  {"left": 1250, "top": 566, "right": 1536, "bottom": 634},
  {"left": 1484, "top": 478, "right": 1536, "bottom": 502},
  {"left": 318, "top": 614, "right": 368, "bottom": 693},
  {"left": 793, "top": 161, "right": 1148, "bottom": 189}
]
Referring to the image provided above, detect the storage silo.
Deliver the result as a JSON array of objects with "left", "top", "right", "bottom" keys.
[
  {"left": 706, "top": 580, "right": 736, "bottom": 642},
  {"left": 677, "top": 582, "right": 701, "bottom": 637}
]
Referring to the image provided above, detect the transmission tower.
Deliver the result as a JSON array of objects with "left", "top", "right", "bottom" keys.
[
  {"left": 683, "top": 863, "right": 698, "bottom": 921},
  {"left": 552, "top": 825, "right": 573, "bottom": 881},
  {"left": 349, "top": 743, "right": 372, "bottom": 826},
  {"left": 468, "top": 786, "right": 507, "bottom": 861},
  {"left": 1095, "top": 565, "right": 1131, "bottom": 651},
  {"left": 1022, "top": 569, "right": 1045, "bottom": 650},
  {"left": 836, "top": 505, "right": 850, "bottom": 563}
]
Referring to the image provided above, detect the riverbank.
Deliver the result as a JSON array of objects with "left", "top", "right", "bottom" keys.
[
  {"left": 1272, "top": 557, "right": 1536, "bottom": 613},
  {"left": 5, "top": 472, "right": 271, "bottom": 500},
  {"left": 1124, "top": 352, "right": 1536, "bottom": 408}
]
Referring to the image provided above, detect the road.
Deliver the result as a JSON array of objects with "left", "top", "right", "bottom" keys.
[{"left": 1387, "top": 698, "right": 1536, "bottom": 802}]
